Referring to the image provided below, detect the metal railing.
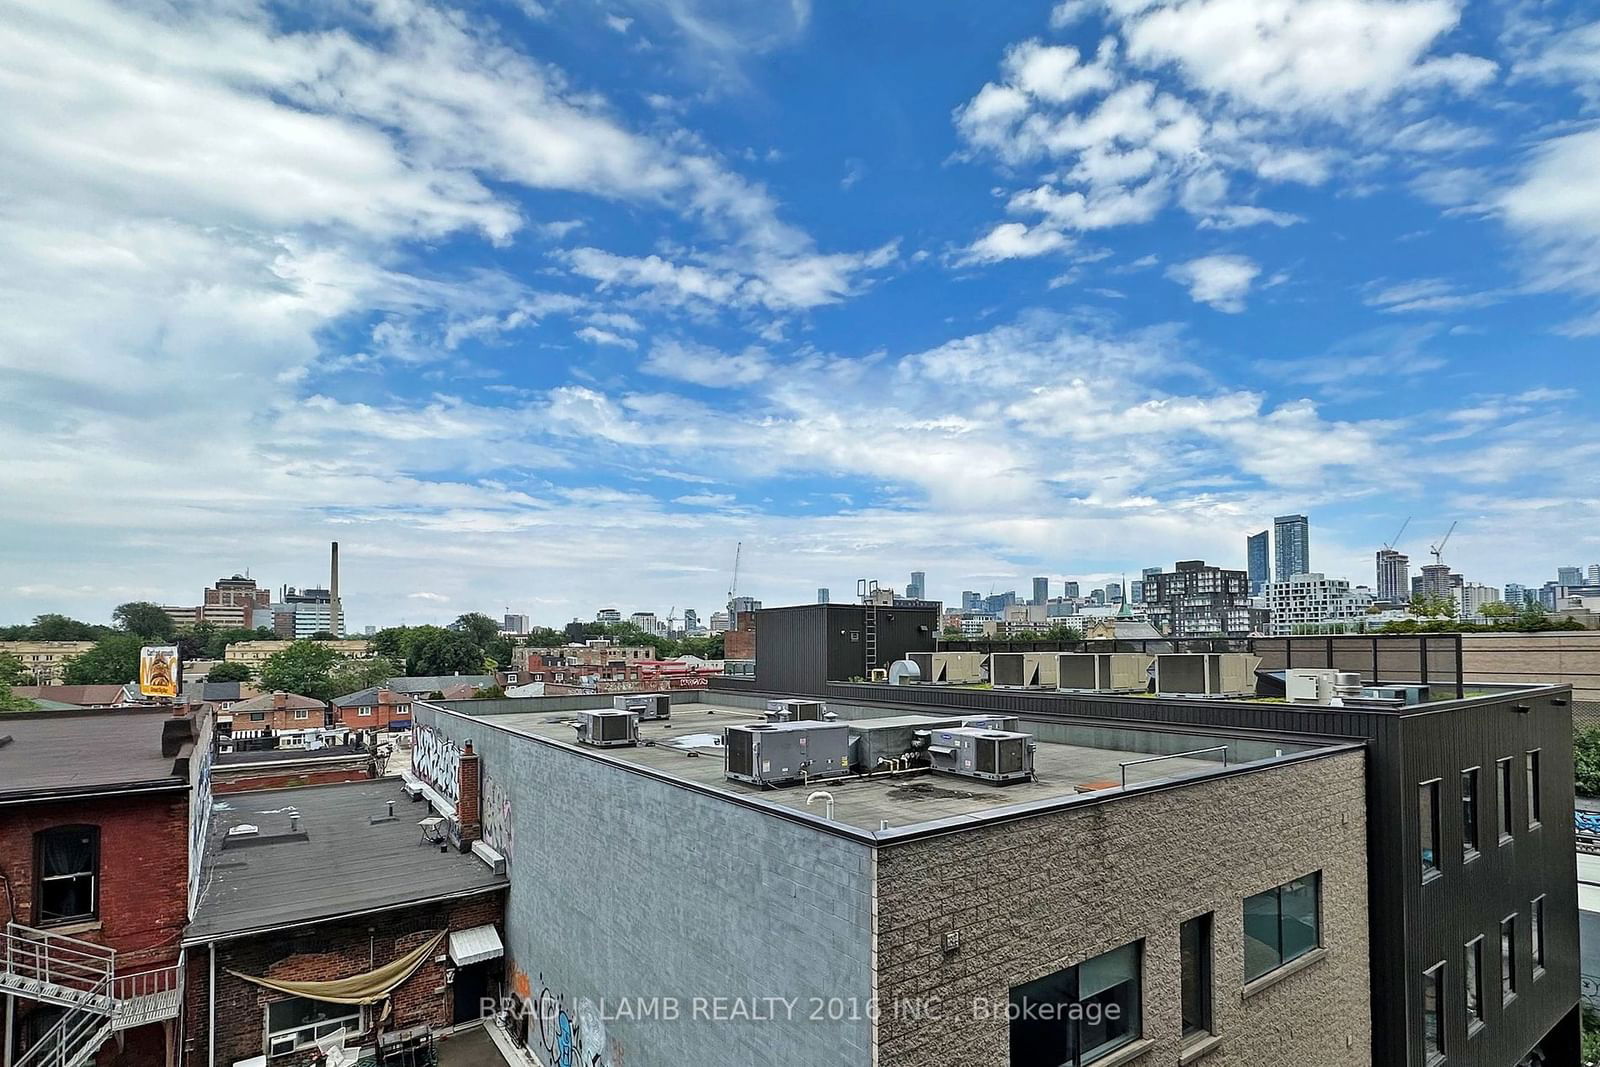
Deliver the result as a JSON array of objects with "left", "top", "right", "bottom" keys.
[
  {"left": 1119, "top": 746, "right": 1230, "bottom": 789},
  {"left": 111, "top": 964, "right": 183, "bottom": 1029},
  {"left": 0, "top": 923, "right": 116, "bottom": 1010},
  {"left": 13, "top": 1002, "right": 114, "bottom": 1067}
]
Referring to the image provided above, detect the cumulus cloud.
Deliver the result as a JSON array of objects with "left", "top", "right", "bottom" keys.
[{"left": 1166, "top": 254, "right": 1261, "bottom": 312}]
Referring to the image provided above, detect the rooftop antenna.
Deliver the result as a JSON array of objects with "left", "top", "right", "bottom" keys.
[
  {"left": 1383, "top": 516, "right": 1411, "bottom": 552},
  {"left": 1429, "top": 521, "right": 1457, "bottom": 567}
]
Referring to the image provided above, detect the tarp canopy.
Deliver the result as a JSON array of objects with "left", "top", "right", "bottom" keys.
[
  {"left": 448, "top": 924, "right": 503, "bottom": 966},
  {"left": 228, "top": 931, "right": 445, "bottom": 1005}
]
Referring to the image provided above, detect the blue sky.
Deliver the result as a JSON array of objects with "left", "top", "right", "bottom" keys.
[{"left": 2, "top": 0, "right": 1597, "bottom": 629}]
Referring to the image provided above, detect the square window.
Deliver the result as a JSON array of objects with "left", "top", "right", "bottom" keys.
[
  {"left": 1244, "top": 872, "right": 1322, "bottom": 983},
  {"left": 1009, "top": 942, "right": 1142, "bottom": 1066},
  {"left": 35, "top": 826, "right": 99, "bottom": 924}
]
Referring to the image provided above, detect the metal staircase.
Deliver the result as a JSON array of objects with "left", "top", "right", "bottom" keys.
[{"left": 1, "top": 923, "right": 182, "bottom": 1067}]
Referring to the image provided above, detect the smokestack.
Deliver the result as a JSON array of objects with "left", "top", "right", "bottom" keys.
[{"left": 330, "top": 541, "right": 341, "bottom": 638}]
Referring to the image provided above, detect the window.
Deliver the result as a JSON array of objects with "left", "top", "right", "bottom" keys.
[
  {"left": 357, "top": 707, "right": 372, "bottom": 717},
  {"left": 1423, "top": 963, "right": 1445, "bottom": 1064},
  {"left": 1501, "top": 915, "right": 1517, "bottom": 1004},
  {"left": 1420, "top": 780, "right": 1441, "bottom": 880},
  {"left": 1461, "top": 768, "right": 1479, "bottom": 857},
  {"left": 35, "top": 826, "right": 99, "bottom": 924},
  {"left": 1497, "top": 758, "right": 1514, "bottom": 843},
  {"left": 294, "top": 709, "right": 309, "bottom": 720},
  {"left": 1526, "top": 751, "right": 1541, "bottom": 828},
  {"left": 1532, "top": 897, "right": 1546, "bottom": 977},
  {"left": 1009, "top": 942, "right": 1142, "bottom": 1066},
  {"left": 1180, "top": 914, "right": 1213, "bottom": 1038},
  {"left": 250, "top": 711, "right": 266, "bottom": 722},
  {"left": 1465, "top": 937, "right": 1485, "bottom": 1032},
  {"left": 1243, "top": 872, "right": 1322, "bottom": 982},
  {"left": 265, "top": 997, "right": 363, "bottom": 1056}
]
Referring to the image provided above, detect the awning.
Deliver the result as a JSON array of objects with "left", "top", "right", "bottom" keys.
[
  {"left": 229, "top": 931, "right": 445, "bottom": 1005},
  {"left": 448, "top": 925, "right": 503, "bottom": 967}
]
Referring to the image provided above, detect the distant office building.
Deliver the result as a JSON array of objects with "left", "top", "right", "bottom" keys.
[
  {"left": 1089, "top": 589, "right": 1104, "bottom": 606},
  {"left": 708, "top": 610, "right": 730, "bottom": 632},
  {"left": 271, "top": 586, "right": 342, "bottom": 639},
  {"left": 1129, "top": 580, "right": 1143, "bottom": 604},
  {"left": 817, "top": 588, "right": 830, "bottom": 604},
  {"left": 729, "top": 596, "right": 762, "bottom": 616},
  {"left": 1504, "top": 582, "right": 1529, "bottom": 607},
  {"left": 907, "top": 572, "right": 926, "bottom": 600},
  {"left": 503, "top": 613, "right": 529, "bottom": 635},
  {"left": 1105, "top": 582, "right": 1123, "bottom": 603},
  {"left": 982, "top": 592, "right": 1016, "bottom": 615},
  {"left": 1148, "top": 560, "right": 1253, "bottom": 637},
  {"left": 595, "top": 607, "right": 622, "bottom": 624},
  {"left": 1590, "top": 564, "right": 1600, "bottom": 585},
  {"left": 202, "top": 575, "right": 272, "bottom": 630},
  {"left": 1559, "top": 566, "right": 1585, "bottom": 587},
  {"left": 1411, "top": 565, "right": 1462, "bottom": 602},
  {"left": 1063, "top": 581, "right": 1080, "bottom": 599},
  {"left": 1246, "top": 530, "right": 1270, "bottom": 594},
  {"left": 1273, "top": 514, "right": 1310, "bottom": 581},
  {"left": 1266, "top": 573, "right": 1373, "bottom": 634},
  {"left": 960, "top": 591, "right": 982, "bottom": 612},
  {"left": 683, "top": 609, "right": 701, "bottom": 633},
  {"left": 630, "top": 612, "right": 661, "bottom": 635},
  {"left": 1031, "top": 577, "right": 1048, "bottom": 605},
  {"left": 1375, "top": 549, "right": 1410, "bottom": 603},
  {"left": 1459, "top": 583, "right": 1502, "bottom": 618}
]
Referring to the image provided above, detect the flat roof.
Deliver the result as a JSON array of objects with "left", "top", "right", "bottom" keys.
[
  {"left": 0, "top": 708, "right": 188, "bottom": 802},
  {"left": 186, "top": 779, "right": 507, "bottom": 944},
  {"left": 461, "top": 702, "right": 1341, "bottom": 835}
]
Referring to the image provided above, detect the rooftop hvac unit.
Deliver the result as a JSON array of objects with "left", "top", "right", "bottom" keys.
[
  {"left": 960, "top": 714, "right": 1021, "bottom": 733},
  {"left": 613, "top": 693, "right": 671, "bottom": 720},
  {"left": 990, "top": 652, "right": 1059, "bottom": 688},
  {"left": 1153, "top": 654, "right": 1262, "bottom": 698},
  {"left": 926, "top": 727, "right": 1035, "bottom": 784},
  {"left": 1285, "top": 668, "right": 1340, "bottom": 705},
  {"left": 910, "top": 652, "right": 987, "bottom": 685},
  {"left": 848, "top": 715, "right": 967, "bottom": 770},
  {"left": 724, "top": 722, "right": 851, "bottom": 788},
  {"left": 1362, "top": 683, "right": 1430, "bottom": 705},
  {"left": 766, "top": 699, "right": 827, "bottom": 723},
  {"left": 576, "top": 709, "right": 638, "bottom": 748},
  {"left": 906, "top": 652, "right": 934, "bottom": 682},
  {"left": 1056, "top": 653, "right": 1153, "bottom": 694}
]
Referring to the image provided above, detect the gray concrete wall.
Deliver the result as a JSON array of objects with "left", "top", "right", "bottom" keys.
[
  {"left": 412, "top": 701, "right": 876, "bottom": 1067},
  {"left": 874, "top": 749, "right": 1372, "bottom": 1067}
]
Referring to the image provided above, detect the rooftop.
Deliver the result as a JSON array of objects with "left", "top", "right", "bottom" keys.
[
  {"left": 450, "top": 700, "right": 1340, "bottom": 836},
  {"left": 384, "top": 675, "right": 492, "bottom": 696},
  {"left": 12, "top": 684, "right": 134, "bottom": 706},
  {"left": 0, "top": 707, "right": 193, "bottom": 802},
  {"left": 186, "top": 778, "right": 507, "bottom": 944},
  {"left": 231, "top": 691, "right": 325, "bottom": 713}
]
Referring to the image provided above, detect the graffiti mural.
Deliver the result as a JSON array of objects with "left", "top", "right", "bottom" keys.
[
  {"left": 502, "top": 967, "right": 620, "bottom": 1067},
  {"left": 482, "top": 770, "right": 515, "bottom": 865},
  {"left": 413, "top": 724, "right": 460, "bottom": 805}
]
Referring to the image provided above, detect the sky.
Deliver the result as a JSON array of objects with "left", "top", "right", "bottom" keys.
[{"left": 1, "top": 0, "right": 1598, "bottom": 630}]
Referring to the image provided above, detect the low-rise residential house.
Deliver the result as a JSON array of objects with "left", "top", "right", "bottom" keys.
[
  {"left": 223, "top": 691, "right": 332, "bottom": 750},
  {"left": 179, "top": 681, "right": 261, "bottom": 711},
  {"left": 331, "top": 687, "right": 413, "bottom": 731}
]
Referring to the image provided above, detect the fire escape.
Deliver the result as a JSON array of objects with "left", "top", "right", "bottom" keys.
[{"left": 1, "top": 923, "right": 181, "bottom": 1067}]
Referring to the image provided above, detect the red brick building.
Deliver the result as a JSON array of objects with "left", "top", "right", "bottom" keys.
[
  {"left": 182, "top": 778, "right": 507, "bottom": 1066},
  {"left": 329, "top": 687, "right": 412, "bottom": 732},
  {"left": 0, "top": 706, "right": 208, "bottom": 1067}
]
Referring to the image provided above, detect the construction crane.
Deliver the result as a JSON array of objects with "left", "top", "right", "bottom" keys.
[
  {"left": 1430, "top": 521, "right": 1457, "bottom": 567},
  {"left": 666, "top": 606, "right": 678, "bottom": 635},
  {"left": 1383, "top": 517, "right": 1411, "bottom": 551},
  {"left": 727, "top": 541, "right": 742, "bottom": 605}
]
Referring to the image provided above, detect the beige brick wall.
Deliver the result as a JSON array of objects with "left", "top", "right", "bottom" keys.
[
  {"left": 1460, "top": 631, "right": 1600, "bottom": 700},
  {"left": 874, "top": 749, "right": 1371, "bottom": 1067}
]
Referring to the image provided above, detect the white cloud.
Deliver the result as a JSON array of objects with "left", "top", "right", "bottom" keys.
[
  {"left": 642, "top": 340, "right": 773, "bottom": 387},
  {"left": 605, "top": 13, "right": 634, "bottom": 33},
  {"left": 961, "top": 222, "right": 1075, "bottom": 263},
  {"left": 1166, "top": 254, "right": 1261, "bottom": 311},
  {"left": 576, "top": 326, "right": 639, "bottom": 349}
]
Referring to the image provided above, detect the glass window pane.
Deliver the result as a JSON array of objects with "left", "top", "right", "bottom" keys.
[
  {"left": 1180, "top": 915, "right": 1212, "bottom": 1037},
  {"left": 1423, "top": 965, "right": 1444, "bottom": 1061},
  {"left": 1010, "top": 967, "right": 1076, "bottom": 1067},
  {"left": 1526, "top": 751, "right": 1541, "bottom": 826},
  {"left": 1501, "top": 917, "right": 1516, "bottom": 1001},
  {"left": 1532, "top": 898, "right": 1546, "bottom": 972},
  {"left": 1498, "top": 759, "right": 1514, "bottom": 839},
  {"left": 1465, "top": 938, "right": 1483, "bottom": 1024},
  {"left": 1461, "top": 769, "right": 1479, "bottom": 854},
  {"left": 1280, "top": 874, "right": 1320, "bottom": 964},
  {"left": 1078, "top": 943, "right": 1140, "bottom": 1063},
  {"left": 1420, "top": 782, "right": 1440, "bottom": 876},
  {"left": 1243, "top": 888, "right": 1281, "bottom": 981}
]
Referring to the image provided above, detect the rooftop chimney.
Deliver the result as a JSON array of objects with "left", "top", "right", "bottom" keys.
[{"left": 274, "top": 691, "right": 287, "bottom": 710}]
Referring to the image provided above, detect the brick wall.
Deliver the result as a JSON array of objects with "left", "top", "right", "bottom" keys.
[
  {"left": 212, "top": 765, "right": 373, "bottom": 794},
  {"left": 183, "top": 891, "right": 505, "bottom": 1067},
  {"left": 874, "top": 750, "right": 1372, "bottom": 1067}
]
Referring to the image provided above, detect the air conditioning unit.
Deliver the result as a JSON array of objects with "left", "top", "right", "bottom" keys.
[
  {"left": 1362, "top": 683, "right": 1430, "bottom": 705},
  {"left": 912, "top": 651, "right": 987, "bottom": 684},
  {"left": 613, "top": 693, "right": 671, "bottom": 720},
  {"left": 576, "top": 710, "right": 638, "bottom": 748},
  {"left": 926, "top": 727, "right": 1034, "bottom": 784},
  {"left": 906, "top": 651, "right": 935, "bottom": 682},
  {"left": 960, "top": 714, "right": 1021, "bottom": 733},
  {"left": 989, "top": 652, "right": 1059, "bottom": 688},
  {"left": 1153, "top": 653, "right": 1262, "bottom": 698},
  {"left": 1285, "top": 668, "right": 1340, "bottom": 705},
  {"left": 765, "top": 699, "right": 827, "bottom": 723},
  {"left": 724, "top": 723, "right": 851, "bottom": 788},
  {"left": 1056, "top": 653, "right": 1153, "bottom": 693}
]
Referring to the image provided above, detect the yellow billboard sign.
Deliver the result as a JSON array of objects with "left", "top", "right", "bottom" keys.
[{"left": 139, "top": 645, "right": 180, "bottom": 698}]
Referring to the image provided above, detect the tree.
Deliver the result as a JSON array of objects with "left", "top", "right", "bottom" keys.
[
  {"left": 0, "top": 652, "right": 32, "bottom": 687},
  {"left": 113, "top": 601, "right": 176, "bottom": 640},
  {"left": 327, "top": 656, "right": 400, "bottom": 698},
  {"left": 409, "top": 630, "right": 483, "bottom": 677},
  {"left": 1041, "top": 623, "right": 1083, "bottom": 642},
  {"left": 309, "top": 630, "right": 338, "bottom": 641},
  {"left": 62, "top": 635, "right": 143, "bottom": 685},
  {"left": 0, "top": 680, "right": 34, "bottom": 713},
  {"left": 258, "top": 640, "right": 340, "bottom": 701},
  {"left": 10, "top": 614, "right": 109, "bottom": 641},
  {"left": 1576, "top": 728, "right": 1600, "bottom": 797},
  {"left": 452, "top": 613, "right": 501, "bottom": 649},
  {"left": 1480, "top": 601, "right": 1516, "bottom": 623},
  {"left": 523, "top": 627, "right": 567, "bottom": 648},
  {"left": 206, "top": 661, "right": 253, "bottom": 683}
]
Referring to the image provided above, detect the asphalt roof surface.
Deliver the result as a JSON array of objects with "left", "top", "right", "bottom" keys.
[
  {"left": 187, "top": 778, "right": 507, "bottom": 943},
  {"left": 0, "top": 709, "right": 186, "bottom": 800}
]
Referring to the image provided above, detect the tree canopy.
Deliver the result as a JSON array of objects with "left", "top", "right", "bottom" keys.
[
  {"left": 112, "top": 601, "right": 176, "bottom": 640},
  {"left": 0, "top": 614, "right": 112, "bottom": 641},
  {"left": 0, "top": 652, "right": 32, "bottom": 687},
  {"left": 205, "top": 661, "right": 254, "bottom": 683},
  {"left": 327, "top": 656, "right": 401, "bottom": 697},
  {"left": 258, "top": 640, "right": 341, "bottom": 701},
  {"left": 409, "top": 630, "right": 483, "bottom": 677},
  {"left": 62, "top": 635, "right": 143, "bottom": 685}
]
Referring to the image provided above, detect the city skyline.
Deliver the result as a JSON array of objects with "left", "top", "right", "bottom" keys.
[{"left": 3, "top": 0, "right": 1598, "bottom": 629}]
